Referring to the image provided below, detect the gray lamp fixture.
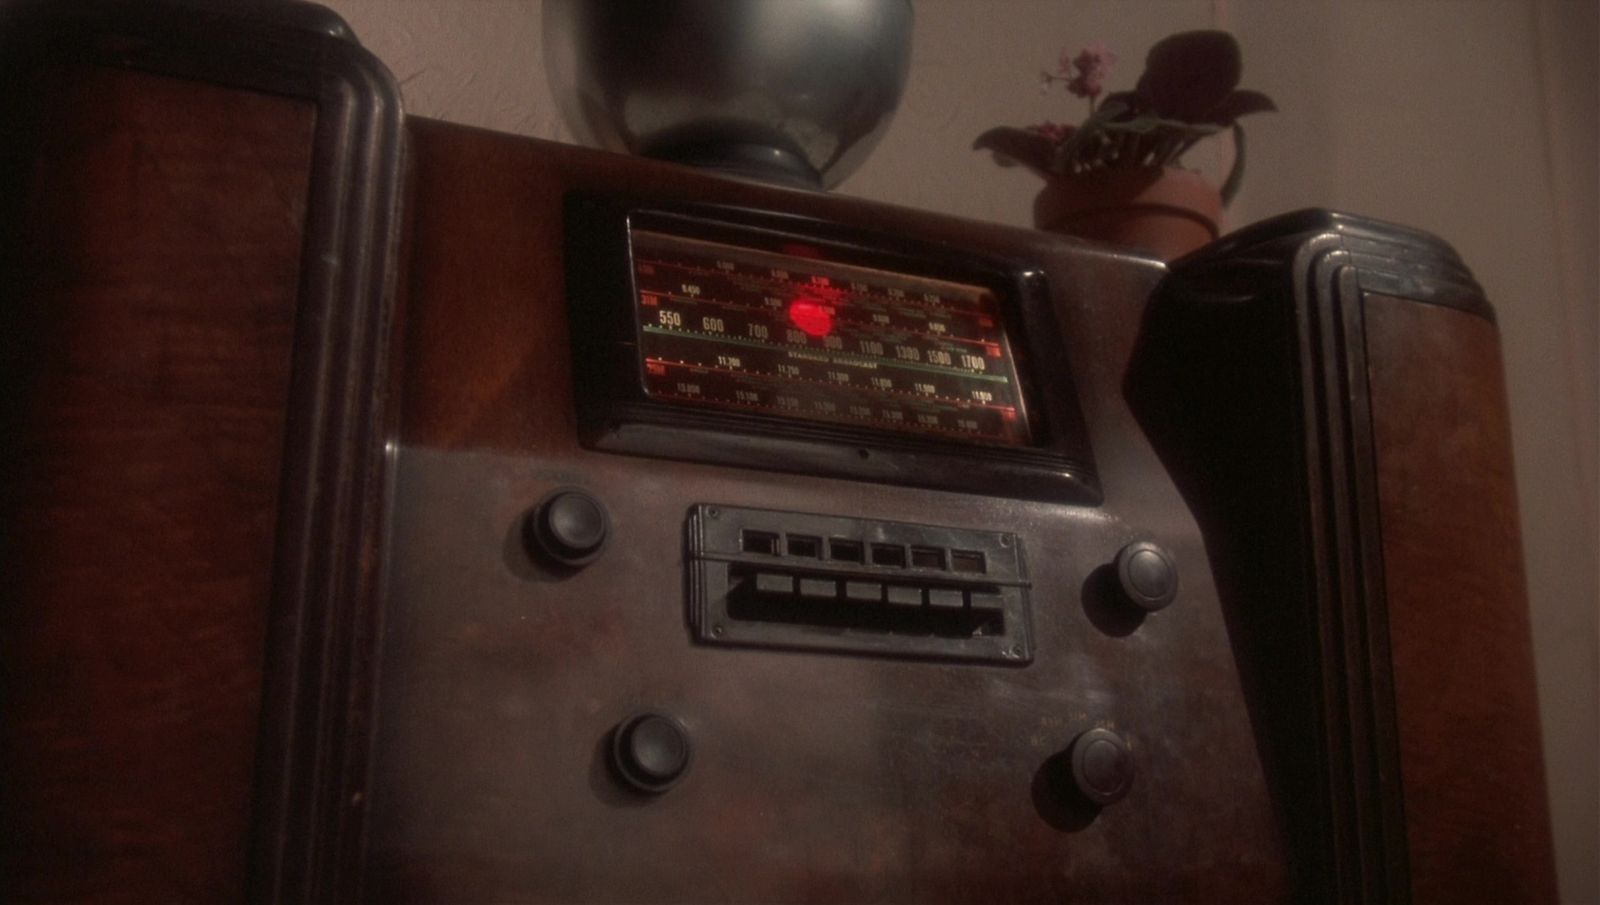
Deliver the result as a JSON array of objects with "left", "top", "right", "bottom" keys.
[{"left": 543, "top": 0, "right": 914, "bottom": 190}]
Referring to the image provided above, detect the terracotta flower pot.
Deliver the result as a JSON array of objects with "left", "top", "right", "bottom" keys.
[{"left": 1033, "top": 166, "right": 1223, "bottom": 261}]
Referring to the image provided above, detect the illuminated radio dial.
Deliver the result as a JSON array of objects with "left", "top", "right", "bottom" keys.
[{"left": 631, "top": 230, "right": 1032, "bottom": 447}]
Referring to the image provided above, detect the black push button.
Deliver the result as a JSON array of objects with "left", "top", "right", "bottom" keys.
[
  {"left": 950, "top": 550, "right": 986, "bottom": 574},
  {"left": 799, "top": 577, "right": 838, "bottom": 599},
  {"left": 885, "top": 585, "right": 923, "bottom": 607},
  {"left": 828, "top": 539, "right": 864, "bottom": 562},
  {"left": 525, "top": 488, "right": 611, "bottom": 567},
  {"left": 1114, "top": 541, "right": 1178, "bottom": 612},
  {"left": 969, "top": 591, "right": 1004, "bottom": 612},
  {"left": 870, "top": 544, "right": 907, "bottom": 567},
  {"left": 742, "top": 530, "right": 780, "bottom": 555},
  {"left": 844, "top": 581, "right": 883, "bottom": 602},
  {"left": 610, "top": 712, "right": 691, "bottom": 793},
  {"left": 754, "top": 572, "right": 795, "bottom": 595}
]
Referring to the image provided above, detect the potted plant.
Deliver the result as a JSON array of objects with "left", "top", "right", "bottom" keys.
[{"left": 974, "top": 30, "right": 1275, "bottom": 259}]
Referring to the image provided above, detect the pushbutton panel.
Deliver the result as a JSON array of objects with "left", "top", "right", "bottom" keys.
[{"left": 687, "top": 505, "right": 1032, "bottom": 664}]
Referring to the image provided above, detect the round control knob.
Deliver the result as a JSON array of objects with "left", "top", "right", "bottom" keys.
[
  {"left": 525, "top": 488, "right": 610, "bottom": 567},
  {"left": 1114, "top": 541, "right": 1179, "bottom": 612},
  {"left": 610, "top": 711, "right": 692, "bottom": 793},
  {"left": 1068, "top": 728, "right": 1135, "bottom": 807}
]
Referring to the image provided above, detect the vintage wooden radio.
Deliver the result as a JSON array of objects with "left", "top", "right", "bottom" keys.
[{"left": 0, "top": 2, "right": 1556, "bottom": 903}]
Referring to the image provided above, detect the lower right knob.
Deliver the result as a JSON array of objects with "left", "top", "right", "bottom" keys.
[
  {"left": 610, "top": 711, "right": 692, "bottom": 794},
  {"left": 1067, "top": 727, "right": 1135, "bottom": 807}
]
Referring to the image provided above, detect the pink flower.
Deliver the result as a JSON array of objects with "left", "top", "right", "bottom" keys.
[
  {"left": 1056, "top": 48, "right": 1079, "bottom": 78},
  {"left": 1060, "top": 42, "right": 1117, "bottom": 99}
]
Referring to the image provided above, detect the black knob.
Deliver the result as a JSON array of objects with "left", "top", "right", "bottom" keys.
[
  {"left": 610, "top": 712, "right": 691, "bottom": 793},
  {"left": 525, "top": 488, "right": 610, "bottom": 567},
  {"left": 1114, "top": 541, "right": 1178, "bottom": 612},
  {"left": 1068, "top": 728, "right": 1135, "bottom": 807}
]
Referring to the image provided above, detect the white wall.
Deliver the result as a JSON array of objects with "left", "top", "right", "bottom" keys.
[{"left": 324, "top": 1, "right": 1599, "bottom": 900}]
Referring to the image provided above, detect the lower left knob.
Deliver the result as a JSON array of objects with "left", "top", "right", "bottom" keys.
[{"left": 610, "top": 712, "right": 692, "bottom": 793}]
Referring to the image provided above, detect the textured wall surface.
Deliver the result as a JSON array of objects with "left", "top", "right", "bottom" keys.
[{"left": 324, "top": 1, "right": 1598, "bottom": 900}]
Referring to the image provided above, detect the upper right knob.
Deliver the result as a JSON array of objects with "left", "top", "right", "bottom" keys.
[{"left": 1114, "top": 541, "right": 1179, "bottom": 612}]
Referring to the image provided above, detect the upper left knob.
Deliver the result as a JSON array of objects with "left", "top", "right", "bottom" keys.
[{"left": 525, "top": 488, "right": 610, "bottom": 567}]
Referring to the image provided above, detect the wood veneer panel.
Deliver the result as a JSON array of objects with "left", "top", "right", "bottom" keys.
[
  {"left": 0, "top": 66, "right": 315, "bottom": 904},
  {"left": 1364, "top": 294, "right": 1557, "bottom": 904}
]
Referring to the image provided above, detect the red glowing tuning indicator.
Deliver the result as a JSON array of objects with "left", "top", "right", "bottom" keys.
[{"left": 788, "top": 299, "right": 834, "bottom": 337}]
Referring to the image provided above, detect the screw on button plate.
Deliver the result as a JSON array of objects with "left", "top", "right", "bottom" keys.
[
  {"left": 1114, "top": 541, "right": 1178, "bottom": 612},
  {"left": 524, "top": 487, "right": 610, "bottom": 568}
]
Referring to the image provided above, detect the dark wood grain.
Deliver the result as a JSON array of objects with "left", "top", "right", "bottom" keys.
[
  {"left": 1124, "top": 279, "right": 1336, "bottom": 901},
  {"left": 1364, "top": 294, "right": 1558, "bottom": 904},
  {"left": 0, "top": 65, "right": 315, "bottom": 904},
  {"left": 361, "top": 118, "right": 1292, "bottom": 903}
]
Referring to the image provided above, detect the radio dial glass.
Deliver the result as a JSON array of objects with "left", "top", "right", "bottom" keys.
[{"left": 630, "top": 229, "right": 1034, "bottom": 447}]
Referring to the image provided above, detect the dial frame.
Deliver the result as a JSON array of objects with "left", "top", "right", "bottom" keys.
[{"left": 563, "top": 194, "right": 1101, "bottom": 504}]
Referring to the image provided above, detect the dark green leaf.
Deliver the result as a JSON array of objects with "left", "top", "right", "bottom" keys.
[
  {"left": 973, "top": 126, "right": 1061, "bottom": 179},
  {"left": 1099, "top": 116, "right": 1223, "bottom": 138},
  {"left": 1099, "top": 91, "right": 1148, "bottom": 120},
  {"left": 1136, "top": 30, "right": 1242, "bottom": 121},
  {"left": 1220, "top": 122, "right": 1247, "bottom": 204},
  {"left": 1203, "top": 89, "right": 1277, "bottom": 125},
  {"left": 1090, "top": 97, "right": 1133, "bottom": 122},
  {"left": 1055, "top": 99, "right": 1128, "bottom": 166}
]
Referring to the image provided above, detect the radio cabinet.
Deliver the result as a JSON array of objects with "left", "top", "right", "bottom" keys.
[{"left": 0, "top": 4, "right": 1555, "bottom": 903}]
